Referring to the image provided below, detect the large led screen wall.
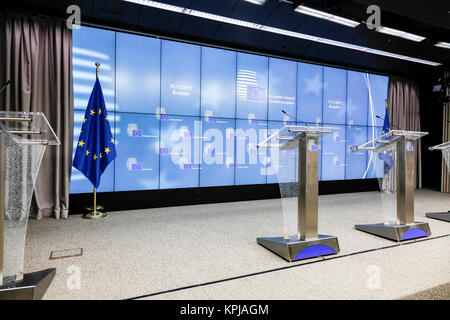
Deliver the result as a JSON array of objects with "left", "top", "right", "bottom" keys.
[{"left": 70, "top": 26, "right": 388, "bottom": 194}]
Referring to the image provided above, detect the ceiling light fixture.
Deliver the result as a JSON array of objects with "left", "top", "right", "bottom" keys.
[
  {"left": 434, "top": 41, "right": 450, "bottom": 49},
  {"left": 375, "top": 26, "right": 426, "bottom": 42},
  {"left": 123, "top": 0, "right": 441, "bottom": 66},
  {"left": 294, "top": 5, "right": 360, "bottom": 28},
  {"left": 243, "top": 0, "right": 268, "bottom": 5}
]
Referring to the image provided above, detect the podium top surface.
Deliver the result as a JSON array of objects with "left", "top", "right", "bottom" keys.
[
  {"left": 355, "top": 129, "right": 428, "bottom": 152},
  {"left": 258, "top": 125, "right": 337, "bottom": 150},
  {"left": 429, "top": 141, "right": 450, "bottom": 151},
  {"left": 0, "top": 111, "right": 60, "bottom": 145}
]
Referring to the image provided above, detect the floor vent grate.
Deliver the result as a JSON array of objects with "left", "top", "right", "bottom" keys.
[{"left": 49, "top": 248, "right": 83, "bottom": 260}]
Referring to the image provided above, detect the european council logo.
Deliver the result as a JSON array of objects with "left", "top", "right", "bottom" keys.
[{"left": 237, "top": 69, "right": 266, "bottom": 102}]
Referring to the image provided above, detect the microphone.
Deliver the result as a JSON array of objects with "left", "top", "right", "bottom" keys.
[
  {"left": 282, "top": 109, "right": 308, "bottom": 126},
  {"left": 0, "top": 80, "right": 11, "bottom": 95},
  {"left": 375, "top": 115, "right": 401, "bottom": 130}
]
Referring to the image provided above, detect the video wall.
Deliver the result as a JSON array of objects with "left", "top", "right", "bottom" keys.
[{"left": 70, "top": 26, "right": 388, "bottom": 194}]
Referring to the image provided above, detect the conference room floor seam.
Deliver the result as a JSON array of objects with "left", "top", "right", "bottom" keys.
[{"left": 127, "top": 233, "right": 450, "bottom": 300}]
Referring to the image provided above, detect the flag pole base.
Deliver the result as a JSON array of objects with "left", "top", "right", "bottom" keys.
[
  {"left": 86, "top": 205, "right": 104, "bottom": 212},
  {"left": 82, "top": 211, "right": 107, "bottom": 219}
]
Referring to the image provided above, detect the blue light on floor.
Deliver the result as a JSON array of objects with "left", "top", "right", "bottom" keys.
[
  {"left": 294, "top": 245, "right": 336, "bottom": 260},
  {"left": 401, "top": 228, "right": 429, "bottom": 241}
]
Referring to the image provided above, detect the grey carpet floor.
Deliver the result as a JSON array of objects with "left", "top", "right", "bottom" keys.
[{"left": 23, "top": 189, "right": 450, "bottom": 300}]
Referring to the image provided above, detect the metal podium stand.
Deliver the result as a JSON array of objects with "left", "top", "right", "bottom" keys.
[
  {"left": 0, "top": 111, "right": 60, "bottom": 299},
  {"left": 256, "top": 125, "right": 340, "bottom": 262},
  {"left": 425, "top": 141, "right": 450, "bottom": 222},
  {"left": 353, "top": 130, "right": 431, "bottom": 241}
]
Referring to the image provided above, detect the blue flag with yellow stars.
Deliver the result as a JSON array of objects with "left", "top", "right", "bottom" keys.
[
  {"left": 378, "top": 107, "right": 394, "bottom": 175},
  {"left": 73, "top": 78, "right": 116, "bottom": 189}
]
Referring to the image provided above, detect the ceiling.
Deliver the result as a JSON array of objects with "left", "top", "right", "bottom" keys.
[{"left": 4, "top": 0, "right": 450, "bottom": 79}]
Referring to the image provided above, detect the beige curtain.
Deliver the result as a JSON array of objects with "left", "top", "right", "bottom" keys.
[
  {"left": 442, "top": 67, "right": 450, "bottom": 193},
  {"left": 0, "top": 10, "right": 73, "bottom": 219},
  {"left": 387, "top": 77, "right": 422, "bottom": 188}
]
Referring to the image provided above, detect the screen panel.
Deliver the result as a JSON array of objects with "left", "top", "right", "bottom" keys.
[
  {"left": 114, "top": 112, "right": 160, "bottom": 191},
  {"left": 161, "top": 40, "right": 201, "bottom": 117},
  {"left": 159, "top": 115, "right": 201, "bottom": 189},
  {"left": 321, "top": 124, "right": 346, "bottom": 181},
  {"left": 73, "top": 26, "right": 116, "bottom": 112},
  {"left": 201, "top": 47, "right": 236, "bottom": 119},
  {"left": 323, "top": 67, "right": 347, "bottom": 125},
  {"left": 268, "top": 58, "right": 297, "bottom": 122},
  {"left": 235, "top": 119, "right": 268, "bottom": 185},
  {"left": 366, "top": 126, "right": 385, "bottom": 179},
  {"left": 200, "top": 117, "right": 236, "bottom": 187},
  {"left": 236, "top": 52, "right": 268, "bottom": 121},
  {"left": 368, "top": 74, "right": 389, "bottom": 127},
  {"left": 297, "top": 63, "right": 323, "bottom": 124},
  {"left": 347, "top": 71, "right": 368, "bottom": 126},
  {"left": 116, "top": 32, "right": 161, "bottom": 114},
  {"left": 345, "top": 125, "right": 368, "bottom": 180}
]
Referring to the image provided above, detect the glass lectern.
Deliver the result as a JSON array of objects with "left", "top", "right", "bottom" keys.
[
  {"left": 425, "top": 141, "right": 450, "bottom": 222},
  {"left": 0, "top": 111, "right": 59, "bottom": 300},
  {"left": 257, "top": 125, "right": 340, "bottom": 262},
  {"left": 353, "top": 130, "right": 431, "bottom": 241}
]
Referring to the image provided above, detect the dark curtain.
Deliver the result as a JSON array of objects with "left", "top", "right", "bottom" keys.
[
  {"left": 0, "top": 10, "right": 73, "bottom": 219},
  {"left": 387, "top": 77, "right": 422, "bottom": 188}
]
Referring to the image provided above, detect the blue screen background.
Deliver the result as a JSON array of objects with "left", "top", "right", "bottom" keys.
[{"left": 70, "top": 26, "right": 388, "bottom": 193}]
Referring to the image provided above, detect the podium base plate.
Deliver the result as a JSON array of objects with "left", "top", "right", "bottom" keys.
[
  {"left": 425, "top": 211, "right": 450, "bottom": 222},
  {"left": 257, "top": 235, "right": 339, "bottom": 262},
  {"left": 0, "top": 268, "right": 56, "bottom": 300},
  {"left": 355, "top": 222, "right": 431, "bottom": 242}
]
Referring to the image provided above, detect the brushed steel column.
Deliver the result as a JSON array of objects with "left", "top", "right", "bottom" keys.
[
  {"left": 298, "top": 133, "right": 319, "bottom": 240},
  {"left": 396, "top": 136, "right": 415, "bottom": 224}
]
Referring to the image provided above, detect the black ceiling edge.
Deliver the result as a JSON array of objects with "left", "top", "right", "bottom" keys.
[
  {"left": 80, "top": 14, "right": 437, "bottom": 81},
  {"left": 2, "top": 0, "right": 444, "bottom": 80}
]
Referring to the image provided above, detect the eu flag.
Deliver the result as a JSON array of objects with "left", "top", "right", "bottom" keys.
[
  {"left": 378, "top": 107, "right": 394, "bottom": 175},
  {"left": 73, "top": 78, "right": 116, "bottom": 188}
]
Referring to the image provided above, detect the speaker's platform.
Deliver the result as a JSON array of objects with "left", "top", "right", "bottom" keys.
[
  {"left": 425, "top": 211, "right": 450, "bottom": 222},
  {"left": 0, "top": 268, "right": 56, "bottom": 300},
  {"left": 257, "top": 234, "right": 340, "bottom": 262},
  {"left": 355, "top": 222, "right": 431, "bottom": 242}
]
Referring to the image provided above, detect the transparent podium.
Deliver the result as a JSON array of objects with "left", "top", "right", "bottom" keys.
[
  {"left": 0, "top": 111, "right": 60, "bottom": 299},
  {"left": 425, "top": 141, "right": 450, "bottom": 222},
  {"left": 257, "top": 125, "right": 340, "bottom": 262},
  {"left": 353, "top": 130, "right": 431, "bottom": 241}
]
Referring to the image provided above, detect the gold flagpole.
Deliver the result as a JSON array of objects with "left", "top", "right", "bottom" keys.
[{"left": 83, "top": 62, "right": 107, "bottom": 219}]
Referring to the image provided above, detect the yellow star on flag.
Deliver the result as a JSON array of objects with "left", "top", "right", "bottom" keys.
[
  {"left": 105, "top": 115, "right": 109, "bottom": 121},
  {"left": 100, "top": 153, "right": 103, "bottom": 158},
  {"left": 78, "top": 140, "right": 85, "bottom": 147},
  {"left": 99, "top": 108, "right": 102, "bottom": 115},
  {"left": 105, "top": 147, "right": 110, "bottom": 154},
  {"left": 90, "top": 109, "right": 95, "bottom": 116},
  {"left": 86, "top": 150, "right": 90, "bottom": 156},
  {"left": 110, "top": 138, "right": 114, "bottom": 144},
  {"left": 83, "top": 118, "right": 87, "bottom": 124},
  {"left": 93, "top": 154, "right": 98, "bottom": 160}
]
